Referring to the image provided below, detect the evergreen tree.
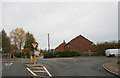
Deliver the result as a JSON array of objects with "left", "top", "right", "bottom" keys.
[
  {"left": 1, "top": 29, "right": 11, "bottom": 55},
  {"left": 23, "top": 32, "right": 38, "bottom": 55},
  {"left": 0, "top": 31, "right": 2, "bottom": 50}
]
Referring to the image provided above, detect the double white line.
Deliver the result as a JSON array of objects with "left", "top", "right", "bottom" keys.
[{"left": 26, "top": 66, "right": 52, "bottom": 77}]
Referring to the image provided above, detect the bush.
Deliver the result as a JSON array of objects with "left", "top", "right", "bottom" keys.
[
  {"left": 14, "top": 52, "right": 21, "bottom": 58},
  {"left": 92, "top": 41, "right": 119, "bottom": 56},
  {"left": 44, "top": 52, "right": 53, "bottom": 58},
  {"left": 44, "top": 50, "right": 81, "bottom": 58},
  {"left": 13, "top": 52, "right": 30, "bottom": 58}
]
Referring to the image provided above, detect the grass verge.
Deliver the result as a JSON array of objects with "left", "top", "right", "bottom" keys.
[{"left": 51, "top": 56, "right": 105, "bottom": 58}]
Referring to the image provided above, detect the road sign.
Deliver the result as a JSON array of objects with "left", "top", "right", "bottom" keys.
[
  {"left": 31, "top": 43, "right": 38, "bottom": 49},
  {"left": 31, "top": 43, "right": 38, "bottom": 64},
  {"left": 29, "top": 51, "right": 33, "bottom": 56},
  {"left": 53, "top": 51, "right": 55, "bottom": 54}
]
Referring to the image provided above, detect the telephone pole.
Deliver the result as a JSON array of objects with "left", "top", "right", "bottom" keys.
[{"left": 48, "top": 34, "right": 50, "bottom": 52}]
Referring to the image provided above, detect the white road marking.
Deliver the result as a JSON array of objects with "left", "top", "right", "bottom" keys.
[
  {"left": 26, "top": 67, "right": 37, "bottom": 76},
  {"left": 31, "top": 67, "right": 44, "bottom": 69},
  {"left": 27, "top": 66, "right": 52, "bottom": 77},
  {"left": 5, "top": 63, "right": 13, "bottom": 66},
  {"left": 43, "top": 66, "right": 52, "bottom": 77},
  {"left": 33, "top": 70, "right": 46, "bottom": 73}
]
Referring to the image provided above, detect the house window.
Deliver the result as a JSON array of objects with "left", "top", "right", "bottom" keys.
[{"left": 67, "top": 45, "right": 69, "bottom": 47}]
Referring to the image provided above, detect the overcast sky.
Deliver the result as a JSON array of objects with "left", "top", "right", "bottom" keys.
[{"left": 0, "top": 1, "right": 118, "bottom": 49}]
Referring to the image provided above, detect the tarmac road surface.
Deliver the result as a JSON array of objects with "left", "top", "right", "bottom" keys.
[
  {"left": 1, "top": 57, "right": 119, "bottom": 78},
  {"left": 37, "top": 57, "right": 118, "bottom": 77},
  {"left": 2, "top": 59, "right": 31, "bottom": 76}
]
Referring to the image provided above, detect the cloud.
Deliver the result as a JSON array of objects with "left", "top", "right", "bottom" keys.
[{"left": 2, "top": 2, "right": 118, "bottom": 49}]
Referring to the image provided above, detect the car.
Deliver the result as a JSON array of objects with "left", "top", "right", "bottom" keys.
[{"left": 105, "top": 49, "right": 120, "bottom": 57}]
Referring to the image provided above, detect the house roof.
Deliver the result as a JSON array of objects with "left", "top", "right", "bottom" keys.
[
  {"left": 65, "top": 35, "right": 93, "bottom": 45},
  {"left": 55, "top": 40, "right": 66, "bottom": 49}
]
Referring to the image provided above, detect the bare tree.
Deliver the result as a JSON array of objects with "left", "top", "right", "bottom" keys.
[{"left": 10, "top": 28, "right": 26, "bottom": 52}]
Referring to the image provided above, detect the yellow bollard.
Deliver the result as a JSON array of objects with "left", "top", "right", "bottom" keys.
[
  {"left": 33, "top": 56, "right": 36, "bottom": 62},
  {"left": 30, "top": 56, "right": 32, "bottom": 60}
]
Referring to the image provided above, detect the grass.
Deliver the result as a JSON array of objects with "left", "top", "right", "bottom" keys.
[
  {"left": 51, "top": 56, "right": 105, "bottom": 58},
  {"left": 2, "top": 57, "right": 28, "bottom": 59},
  {"left": 118, "top": 61, "right": 120, "bottom": 67},
  {"left": 15, "top": 58, "right": 28, "bottom": 59},
  {"left": 119, "top": 63, "right": 120, "bottom": 67},
  {"left": 2, "top": 57, "right": 10, "bottom": 59}
]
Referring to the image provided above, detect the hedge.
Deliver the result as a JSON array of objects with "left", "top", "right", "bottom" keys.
[
  {"left": 44, "top": 50, "right": 81, "bottom": 58},
  {"left": 13, "top": 52, "right": 30, "bottom": 58}
]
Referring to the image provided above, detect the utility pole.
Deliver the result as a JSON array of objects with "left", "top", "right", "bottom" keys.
[{"left": 48, "top": 34, "right": 50, "bottom": 52}]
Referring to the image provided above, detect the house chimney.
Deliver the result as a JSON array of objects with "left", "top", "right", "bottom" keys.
[{"left": 63, "top": 40, "right": 65, "bottom": 43}]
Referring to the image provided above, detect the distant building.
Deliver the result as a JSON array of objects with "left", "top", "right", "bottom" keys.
[
  {"left": 55, "top": 35, "right": 93, "bottom": 52},
  {"left": 55, "top": 40, "right": 66, "bottom": 51}
]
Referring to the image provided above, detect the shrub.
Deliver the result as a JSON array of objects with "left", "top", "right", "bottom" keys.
[
  {"left": 44, "top": 50, "right": 81, "bottom": 58},
  {"left": 44, "top": 52, "right": 53, "bottom": 58},
  {"left": 13, "top": 52, "right": 30, "bottom": 58},
  {"left": 14, "top": 52, "right": 21, "bottom": 58},
  {"left": 92, "top": 41, "right": 119, "bottom": 56}
]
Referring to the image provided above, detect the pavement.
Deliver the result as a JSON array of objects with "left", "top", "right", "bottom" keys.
[
  {"left": 0, "top": 57, "right": 119, "bottom": 78},
  {"left": 103, "top": 60, "right": 119, "bottom": 76}
]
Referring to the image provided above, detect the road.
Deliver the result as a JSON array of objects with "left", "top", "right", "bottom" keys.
[
  {"left": 37, "top": 57, "right": 118, "bottom": 76},
  {"left": 1, "top": 57, "right": 119, "bottom": 77},
  {"left": 0, "top": 58, "right": 2, "bottom": 78},
  {"left": 2, "top": 59, "right": 31, "bottom": 77}
]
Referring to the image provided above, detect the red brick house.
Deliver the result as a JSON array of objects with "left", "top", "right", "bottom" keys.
[
  {"left": 55, "top": 40, "right": 66, "bottom": 51},
  {"left": 64, "top": 35, "right": 93, "bottom": 52}
]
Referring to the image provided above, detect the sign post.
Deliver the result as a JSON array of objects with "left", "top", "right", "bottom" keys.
[
  {"left": 53, "top": 50, "right": 55, "bottom": 58},
  {"left": 30, "top": 51, "right": 33, "bottom": 61},
  {"left": 31, "top": 43, "right": 38, "bottom": 64}
]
